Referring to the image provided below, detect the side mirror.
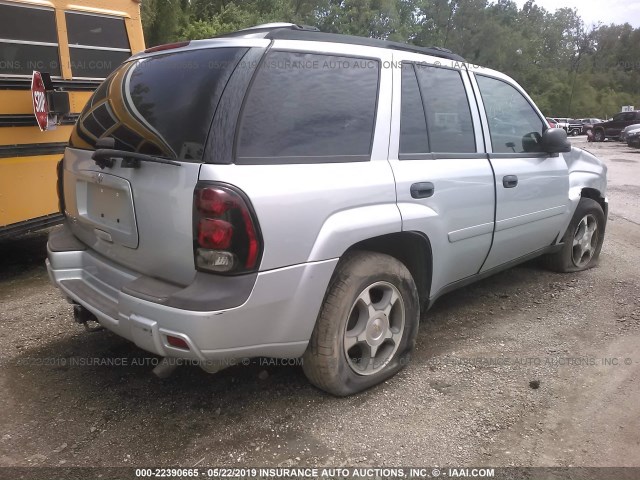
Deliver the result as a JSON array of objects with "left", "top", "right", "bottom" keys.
[{"left": 540, "top": 127, "right": 571, "bottom": 154}]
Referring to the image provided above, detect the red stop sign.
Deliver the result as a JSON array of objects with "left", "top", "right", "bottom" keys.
[{"left": 31, "top": 71, "right": 50, "bottom": 131}]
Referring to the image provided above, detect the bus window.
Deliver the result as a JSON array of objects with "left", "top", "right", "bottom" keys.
[
  {"left": 0, "top": 3, "right": 61, "bottom": 76},
  {"left": 65, "top": 12, "right": 131, "bottom": 78}
]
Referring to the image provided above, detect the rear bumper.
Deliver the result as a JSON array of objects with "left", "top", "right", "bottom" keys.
[{"left": 47, "top": 227, "right": 338, "bottom": 362}]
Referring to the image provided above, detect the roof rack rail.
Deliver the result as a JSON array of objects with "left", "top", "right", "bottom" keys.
[
  {"left": 214, "top": 23, "right": 319, "bottom": 38},
  {"left": 213, "top": 24, "right": 464, "bottom": 62}
]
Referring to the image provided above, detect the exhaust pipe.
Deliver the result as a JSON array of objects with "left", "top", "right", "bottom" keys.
[
  {"left": 73, "top": 304, "right": 104, "bottom": 332},
  {"left": 152, "top": 358, "right": 178, "bottom": 379}
]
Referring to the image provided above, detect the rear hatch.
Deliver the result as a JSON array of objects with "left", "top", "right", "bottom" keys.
[{"left": 63, "top": 45, "right": 250, "bottom": 285}]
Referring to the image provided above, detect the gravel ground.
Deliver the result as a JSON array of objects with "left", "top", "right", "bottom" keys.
[{"left": 0, "top": 137, "right": 639, "bottom": 470}]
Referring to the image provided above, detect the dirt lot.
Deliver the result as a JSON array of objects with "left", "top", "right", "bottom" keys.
[{"left": 1, "top": 137, "right": 639, "bottom": 470}]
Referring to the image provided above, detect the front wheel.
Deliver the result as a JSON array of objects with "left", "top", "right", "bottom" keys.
[
  {"left": 542, "top": 198, "right": 605, "bottom": 273},
  {"left": 303, "top": 251, "right": 420, "bottom": 396}
]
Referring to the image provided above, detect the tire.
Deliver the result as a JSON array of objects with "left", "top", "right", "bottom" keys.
[
  {"left": 594, "top": 129, "right": 605, "bottom": 142},
  {"left": 302, "top": 250, "right": 420, "bottom": 396},
  {"left": 542, "top": 198, "right": 605, "bottom": 273},
  {"left": 571, "top": 129, "right": 579, "bottom": 136}
]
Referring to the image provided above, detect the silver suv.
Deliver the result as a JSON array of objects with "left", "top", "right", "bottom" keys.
[{"left": 47, "top": 24, "right": 608, "bottom": 396}]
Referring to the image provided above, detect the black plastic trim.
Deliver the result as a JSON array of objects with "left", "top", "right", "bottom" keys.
[
  {"left": 47, "top": 223, "right": 86, "bottom": 252},
  {"left": 488, "top": 152, "right": 549, "bottom": 159},
  {"left": 0, "top": 142, "right": 67, "bottom": 158},
  {"left": 235, "top": 154, "right": 371, "bottom": 165},
  {"left": 399, "top": 152, "right": 488, "bottom": 160},
  {"left": 0, "top": 114, "right": 78, "bottom": 127},
  {"left": 0, "top": 212, "right": 64, "bottom": 240},
  {"left": 122, "top": 272, "right": 258, "bottom": 311},
  {"left": 0, "top": 77, "right": 103, "bottom": 90}
]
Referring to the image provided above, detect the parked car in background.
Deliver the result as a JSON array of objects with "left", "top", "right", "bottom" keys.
[
  {"left": 581, "top": 118, "right": 604, "bottom": 124},
  {"left": 593, "top": 111, "right": 640, "bottom": 141},
  {"left": 627, "top": 129, "right": 640, "bottom": 148},
  {"left": 553, "top": 117, "right": 570, "bottom": 130},
  {"left": 567, "top": 119, "right": 583, "bottom": 136},
  {"left": 579, "top": 118, "right": 605, "bottom": 137},
  {"left": 546, "top": 117, "right": 559, "bottom": 128},
  {"left": 619, "top": 123, "right": 640, "bottom": 142}
]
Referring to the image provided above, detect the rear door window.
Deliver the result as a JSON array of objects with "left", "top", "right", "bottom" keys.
[
  {"left": 414, "top": 64, "right": 476, "bottom": 153},
  {"left": 236, "top": 51, "right": 380, "bottom": 163},
  {"left": 65, "top": 12, "right": 131, "bottom": 78},
  {"left": 0, "top": 2, "right": 60, "bottom": 76},
  {"left": 70, "top": 47, "right": 249, "bottom": 162}
]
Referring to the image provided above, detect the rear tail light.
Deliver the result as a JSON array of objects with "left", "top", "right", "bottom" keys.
[{"left": 193, "top": 183, "right": 262, "bottom": 274}]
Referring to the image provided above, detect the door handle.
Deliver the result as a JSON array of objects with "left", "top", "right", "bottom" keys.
[
  {"left": 410, "top": 182, "right": 435, "bottom": 199},
  {"left": 503, "top": 175, "right": 518, "bottom": 188}
]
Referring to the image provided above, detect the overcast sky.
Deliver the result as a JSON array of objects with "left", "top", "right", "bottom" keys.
[{"left": 513, "top": 0, "right": 640, "bottom": 28}]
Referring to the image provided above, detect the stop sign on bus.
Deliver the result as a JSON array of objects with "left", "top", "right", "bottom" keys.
[{"left": 31, "top": 71, "right": 51, "bottom": 132}]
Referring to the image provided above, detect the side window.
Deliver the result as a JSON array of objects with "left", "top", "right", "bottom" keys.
[
  {"left": 414, "top": 64, "right": 476, "bottom": 153},
  {"left": 622, "top": 112, "right": 635, "bottom": 121},
  {"left": 612, "top": 113, "right": 623, "bottom": 122},
  {"left": 65, "top": 12, "right": 131, "bottom": 78},
  {"left": 0, "top": 3, "right": 60, "bottom": 76},
  {"left": 236, "top": 51, "right": 379, "bottom": 162},
  {"left": 476, "top": 75, "right": 545, "bottom": 154},
  {"left": 400, "top": 64, "right": 429, "bottom": 154}
]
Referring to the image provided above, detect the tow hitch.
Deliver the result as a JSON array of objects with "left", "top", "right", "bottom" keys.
[{"left": 73, "top": 304, "right": 104, "bottom": 332}]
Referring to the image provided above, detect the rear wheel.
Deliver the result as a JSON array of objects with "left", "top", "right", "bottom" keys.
[
  {"left": 594, "top": 129, "right": 605, "bottom": 142},
  {"left": 542, "top": 198, "right": 605, "bottom": 273},
  {"left": 303, "top": 251, "right": 420, "bottom": 396}
]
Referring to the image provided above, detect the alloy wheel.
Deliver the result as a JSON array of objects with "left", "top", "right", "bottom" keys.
[
  {"left": 343, "top": 281, "right": 405, "bottom": 375},
  {"left": 572, "top": 214, "right": 599, "bottom": 268}
]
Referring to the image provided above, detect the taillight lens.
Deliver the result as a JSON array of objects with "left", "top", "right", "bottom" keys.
[{"left": 193, "top": 183, "right": 262, "bottom": 274}]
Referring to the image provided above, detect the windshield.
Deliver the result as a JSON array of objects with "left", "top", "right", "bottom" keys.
[{"left": 69, "top": 47, "right": 248, "bottom": 162}]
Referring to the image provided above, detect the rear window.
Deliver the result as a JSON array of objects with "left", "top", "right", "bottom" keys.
[{"left": 70, "top": 47, "right": 248, "bottom": 161}]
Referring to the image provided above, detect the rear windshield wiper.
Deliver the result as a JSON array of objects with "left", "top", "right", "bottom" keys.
[{"left": 92, "top": 149, "right": 181, "bottom": 169}]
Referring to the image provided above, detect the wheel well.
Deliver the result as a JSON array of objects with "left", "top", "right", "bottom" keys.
[
  {"left": 581, "top": 187, "right": 606, "bottom": 213},
  {"left": 345, "top": 232, "right": 432, "bottom": 307}
]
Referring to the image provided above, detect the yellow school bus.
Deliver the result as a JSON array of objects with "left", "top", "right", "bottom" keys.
[{"left": 0, "top": 0, "right": 144, "bottom": 238}]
